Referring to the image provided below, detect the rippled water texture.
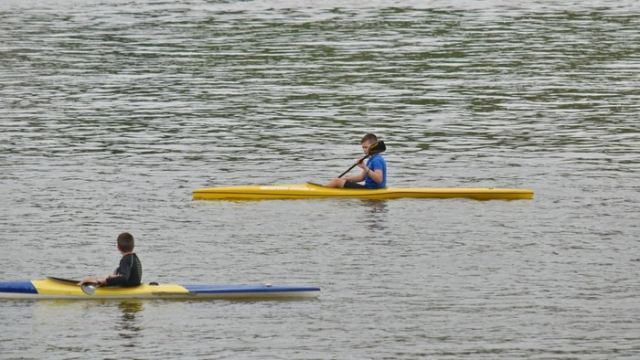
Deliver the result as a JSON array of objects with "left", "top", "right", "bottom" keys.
[{"left": 1, "top": 0, "right": 639, "bottom": 358}]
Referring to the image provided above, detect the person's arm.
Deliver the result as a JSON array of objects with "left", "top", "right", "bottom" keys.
[
  {"left": 356, "top": 158, "right": 383, "bottom": 184},
  {"left": 79, "top": 276, "right": 104, "bottom": 286},
  {"left": 105, "top": 273, "right": 129, "bottom": 286},
  {"left": 363, "top": 166, "right": 383, "bottom": 184},
  {"left": 105, "top": 256, "right": 133, "bottom": 286},
  {"left": 346, "top": 158, "right": 371, "bottom": 183},
  {"left": 345, "top": 169, "right": 366, "bottom": 183},
  {"left": 360, "top": 156, "right": 384, "bottom": 184}
]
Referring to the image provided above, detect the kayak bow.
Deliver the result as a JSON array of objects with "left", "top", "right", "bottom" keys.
[
  {"left": 0, "top": 278, "right": 320, "bottom": 300},
  {"left": 192, "top": 182, "right": 533, "bottom": 201}
]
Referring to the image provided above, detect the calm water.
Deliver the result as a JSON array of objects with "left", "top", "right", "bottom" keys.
[{"left": 1, "top": 0, "right": 639, "bottom": 358}]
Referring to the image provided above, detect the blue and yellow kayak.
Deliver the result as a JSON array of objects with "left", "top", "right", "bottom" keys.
[
  {"left": 0, "top": 277, "right": 320, "bottom": 300},
  {"left": 192, "top": 182, "right": 534, "bottom": 201}
]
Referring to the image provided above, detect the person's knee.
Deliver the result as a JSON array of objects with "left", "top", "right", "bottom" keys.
[{"left": 326, "top": 178, "right": 345, "bottom": 188}]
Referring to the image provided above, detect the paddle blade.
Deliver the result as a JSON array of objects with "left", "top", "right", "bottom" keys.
[
  {"left": 368, "top": 141, "right": 386, "bottom": 155},
  {"left": 48, "top": 277, "right": 82, "bottom": 284}
]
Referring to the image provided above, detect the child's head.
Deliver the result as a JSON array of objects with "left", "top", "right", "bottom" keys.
[
  {"left": 117, "top": 232, "right": 135, "bottom": 253},
  {"left": 360, "top": 133, "right": 378, "bottom": 153}
]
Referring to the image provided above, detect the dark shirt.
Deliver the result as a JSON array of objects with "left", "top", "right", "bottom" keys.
[{"left": 105, "top": 253, "right": 142, "bottom": 287}]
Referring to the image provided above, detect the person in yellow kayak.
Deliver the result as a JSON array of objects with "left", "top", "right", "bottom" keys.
[
  {"left": 79, "top": 232, "right": 142, "bottom": 287},
  {"left": 326, "top": 133, "right": 387, "bottom": 189}
]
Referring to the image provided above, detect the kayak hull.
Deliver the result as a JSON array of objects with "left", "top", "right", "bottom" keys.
[
  {"left": 0, "top": 279, "right": 320, "bottom": 300},
  {"left": 192, "top": 183, "right": 533, "bottom": 201}
]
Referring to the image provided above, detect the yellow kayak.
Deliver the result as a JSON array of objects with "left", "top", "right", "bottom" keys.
[{"left": 192, "top": 182, "right": 533, "bottom": 201}]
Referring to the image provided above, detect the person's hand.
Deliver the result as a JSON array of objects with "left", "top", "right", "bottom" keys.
[
  {"left": 79, "top": 276, "right": 96, "bottom": 286},
  {"left": 356, "top": 158, "right": 366, "bottom": 169}
]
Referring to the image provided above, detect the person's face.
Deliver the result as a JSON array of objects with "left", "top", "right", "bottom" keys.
[{"left": 361, "top": 141, "right": 371, "bottom": 154}]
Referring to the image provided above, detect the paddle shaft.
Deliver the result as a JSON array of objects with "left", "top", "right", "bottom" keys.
[
  {"left": 337, "top": 141, "right": 386, "bottom": 179},
  {"left": 338, "top": 154, "right": 371, "bottom": 178}
]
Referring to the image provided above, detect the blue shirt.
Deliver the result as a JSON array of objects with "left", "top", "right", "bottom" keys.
[{"left": 364, "top": 154, "right": 387, "bottom": 188}]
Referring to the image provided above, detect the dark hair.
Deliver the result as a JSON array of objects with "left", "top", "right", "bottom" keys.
[
  {"left": 117, "top": 232, "right": 135, "bottom": 252},
  {"left": 361, "top": 133, "right": 378, "bottom": 144}
]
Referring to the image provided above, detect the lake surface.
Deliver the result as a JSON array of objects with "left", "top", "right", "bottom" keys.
[{"left": 1, "top": 0, "right": 639, "bottom": 358}]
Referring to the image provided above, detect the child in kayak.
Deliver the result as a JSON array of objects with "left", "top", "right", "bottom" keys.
[
  {"left": 326, "top": 133, "right": 387, "bottom": 189},
  {"left": 79, "top": 232, "right": 142, "bottom": 287}
]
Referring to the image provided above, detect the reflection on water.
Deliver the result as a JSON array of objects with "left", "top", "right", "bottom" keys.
[
  {"left": 117, "top": 301, "right": 144, "bottom": 343},
  {"left": 359, "top": 200, "right": 388, "bottom": 231},
  {"left": 361, "top": 200, "right": 388, "bottom": 215}
]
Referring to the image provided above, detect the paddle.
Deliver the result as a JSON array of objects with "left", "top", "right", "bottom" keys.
[
  {"left": 48, "top": 276, "right": 98, "bottom": 295},
  {"left": 338, "top": 141, "right": 386, "bottom": 178},
  {"left": 48, "top": 276, "right": 81, "bottom": 284}
]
